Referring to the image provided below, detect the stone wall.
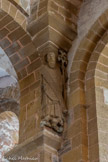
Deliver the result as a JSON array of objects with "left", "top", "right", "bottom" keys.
[
  {"left": 83, "top": 31, "right": 108, "bottom": 161},
  {"left": 95, "top": 45, "right": 108, "bottom": 161},
  {"left": 67, "top": 6, "right": 108, "bottom": 161},
  {"left": 0, "top": 8, "right": 41, "bottom": 145},
  {"left": 0, "top": 0, "right": 28, "bottom": 30},
  {"left": 66, "top": 0, "right": 108, "bottom": 161},
  {"left": 68, "top": 0, "right": 108, "bottom": 73},
  {"left": 0, "top": 0, "right": 108, "bottom": 162}
]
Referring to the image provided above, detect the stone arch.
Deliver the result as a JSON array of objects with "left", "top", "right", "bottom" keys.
[
  {"left": 70, "top": 9, "right": 108, "bottom": 87},
  {"left": 0, "top": 0, "right": 29, "bottom": 31},
  {"left": 69, "top": 9, "right": 108, "bottom": 111},
  {"left": 85, "top": 31, "right": 108, "bottom": 162},
  {"left": 0, "top": 9, "right": 41, "bottom": 143},
  {"left": 67, "top": 8, "right": 108, "bottom": 162}
]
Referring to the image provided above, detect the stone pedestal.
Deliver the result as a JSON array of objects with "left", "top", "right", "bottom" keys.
[{"left": 5, "top": 128, "right": 61, "bottom": 162}]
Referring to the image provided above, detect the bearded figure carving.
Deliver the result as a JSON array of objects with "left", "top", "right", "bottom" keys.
[{"left": 40, "top": 50, "right": 68, "bottom": 133}]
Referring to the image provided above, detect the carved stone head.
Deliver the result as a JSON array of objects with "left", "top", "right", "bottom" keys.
[{"left": 47, "top": 52, "right": 56, "bottom": 68}]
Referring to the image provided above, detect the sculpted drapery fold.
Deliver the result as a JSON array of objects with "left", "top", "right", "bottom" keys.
[{"left": 40, "top": 50, "right": 68, "bottom": 133}]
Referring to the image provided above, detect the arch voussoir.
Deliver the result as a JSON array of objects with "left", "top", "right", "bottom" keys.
[
  {"left": 68, "top": 8, "right": 108, "bottom": 162},
  {"left": 0, "top": 9, "right": 41, "bottom": 144}
]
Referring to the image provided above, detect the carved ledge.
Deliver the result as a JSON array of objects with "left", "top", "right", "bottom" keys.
[{"left": 5, "top": 128, "right": 61, "bottom": 161}]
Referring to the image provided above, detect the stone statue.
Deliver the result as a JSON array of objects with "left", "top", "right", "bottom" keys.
[{"left": 40, "top": 50, "right": 68, "bottom": 133}]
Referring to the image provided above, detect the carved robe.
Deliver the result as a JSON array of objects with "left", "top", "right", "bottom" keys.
[{"left": 41, "top": 64, "right": 66, "bottom": 133}]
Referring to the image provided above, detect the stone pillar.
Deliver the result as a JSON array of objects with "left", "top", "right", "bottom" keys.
[
  {"left": 5, "top": 128, "right": 61, "bottom": 162},
  {"left": 19, "top": 0, "right": 77, "bottom": 144},
  {"left": 5, "top": 1, "right": 79, "bottom": 161},
  {"left": 27, "top": 0, "right": 77, "bottom": 52}
]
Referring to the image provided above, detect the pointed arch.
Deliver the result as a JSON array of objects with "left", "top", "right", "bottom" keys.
[{"left": 68, "top": 8, "right": 108, "bottom": 162}]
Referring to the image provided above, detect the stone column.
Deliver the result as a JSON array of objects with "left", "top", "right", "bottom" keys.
[
  {"left": 5, "top": 0, "right": 78, "bottom": 161},
  {"left": 5, "top": 128, "right": 61, "bottom": 162}
]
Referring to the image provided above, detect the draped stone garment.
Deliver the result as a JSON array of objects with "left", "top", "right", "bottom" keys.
[
  {"left": 41, "top": 65, "right": 65, "bottom": 118},
  {"left": 41, "top": 65, "right": 66, "bottom": 132}
]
